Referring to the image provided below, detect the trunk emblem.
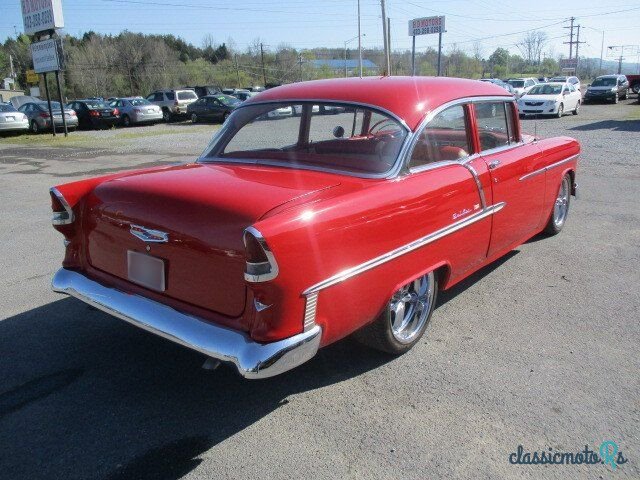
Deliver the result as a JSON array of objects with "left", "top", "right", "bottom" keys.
[{"left": 130, "top": 225, "right": 169, "bottom": 243}]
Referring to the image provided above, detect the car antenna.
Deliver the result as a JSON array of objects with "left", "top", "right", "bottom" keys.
[{"left": 534, "top": 121, "right": 538, "bottom": 141}]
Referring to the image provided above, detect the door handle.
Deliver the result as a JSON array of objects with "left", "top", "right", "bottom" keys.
[{"left": 488, "top": 160, "right": 501, "bottom": 170}]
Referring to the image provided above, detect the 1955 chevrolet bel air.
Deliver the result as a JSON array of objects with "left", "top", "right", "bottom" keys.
[{"left": 50, "top": 77, "right": 579, "bottom": 378}]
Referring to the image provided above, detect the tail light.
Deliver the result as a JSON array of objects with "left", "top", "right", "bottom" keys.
[
  {"left": 69, "top": 111, "right": 76, "bottom": 116},
  {"left": 243, "top": 227, "right": 278, "bottom": 282},
  {"left": 113, "top": 108, "right": 119, "bottom": 116},
  {"left": 50, "top": 188, "right": 74, "bottom": 225},
  {"left": 89, "top": 110, "right": 100, "bottom": 117},
  {"left": 39, "top": 112, "right": 50, "bottom": 118}
]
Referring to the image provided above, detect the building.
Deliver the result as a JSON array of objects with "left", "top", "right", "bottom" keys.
[{"left": 311, "top": 59, "right": 379, "bottom": 76}]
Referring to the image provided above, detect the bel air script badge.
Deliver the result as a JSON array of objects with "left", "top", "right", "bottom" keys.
[{"left": 130, "top": 224, "right": 169, "bottom": 243}]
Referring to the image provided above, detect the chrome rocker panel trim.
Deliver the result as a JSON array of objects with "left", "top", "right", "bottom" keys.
[{"left": 52, "top": 268, "right": 321, "bottom": 379}]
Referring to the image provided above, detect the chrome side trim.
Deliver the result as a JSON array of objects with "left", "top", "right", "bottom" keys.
[
  {"left": 52, "top": 268, "right": 321, "bottom": 379},
  {"left": 303, "top": 202, "right": 506, "bottom": 296},
  {"left": 50, "top": 187, "right": 75, "bottom": 225},
  {"left": 243, "top": 226, "right": 279, "bottom": 283},
  {"left": 519, "top": 154, "right": 578, "bottom": 182},
  {"left": 303, "top": 292, "right": 319, "bottom": 331}
]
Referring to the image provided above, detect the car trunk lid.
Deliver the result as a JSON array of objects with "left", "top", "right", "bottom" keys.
[{"left": 82, "top": 163, "right": 341, "bottom": 320}]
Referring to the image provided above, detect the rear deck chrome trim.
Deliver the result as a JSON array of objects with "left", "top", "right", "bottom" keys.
[
  {"left": 303, "top": 202, "right": 506, "bottom": 296},
  {"left": 52, "top": 268, "right": 321, "bottom": 379}
]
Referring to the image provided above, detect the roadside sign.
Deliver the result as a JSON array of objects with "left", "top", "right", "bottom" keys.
[
  {"left": 21, "top": 0, "right": 65, "bottom": 35},
  {"left": 31, "top": 38, "right": 63, "bottom": 73},
  {"left": 408, "top": 16, "right": 445, "bottom": 36},
  {"left": 26, "top": 69, "right": 39, "bottom": 83}
]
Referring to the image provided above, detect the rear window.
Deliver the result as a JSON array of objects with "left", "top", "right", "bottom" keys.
[
  {"left": 507, "top": 80, "right": 524, "bottom": 88},
  {"left": 84, "top": 101, "right": 109, "bottom": 109},
  {"left": 201, "top": 102, "right": 408, "bottom": 177},
  {"left": 0, "top": 104, "right": 17, "bottom": 112},
  {"left": 177, "top": 91, "right": 197, "bottom": 100}
]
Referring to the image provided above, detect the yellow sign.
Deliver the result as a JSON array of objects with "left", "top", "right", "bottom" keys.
[{"left": 26, "top": 70, "right": 39, "bottom": 84}]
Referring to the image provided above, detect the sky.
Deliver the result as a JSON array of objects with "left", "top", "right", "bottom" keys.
[{"left": 1, "top": 0, "right": 639, "bottom": 63}]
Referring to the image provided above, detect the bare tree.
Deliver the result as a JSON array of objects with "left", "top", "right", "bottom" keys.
[{"left": 517, "top": 31, "right": 548, "bottom": 65}]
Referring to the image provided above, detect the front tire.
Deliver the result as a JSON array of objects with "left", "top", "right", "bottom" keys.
[
  {"left": 354, "top": 271, "right": 438, "bottom": 355},
  {"left": 544, "top": 173, "right": 571, "bottom": 236},
  {"left": 573, "top": 101, "right": 580, "bottom": 115},
  {"left": 556, "top": 103, "right": 564, "bottom": 118}
]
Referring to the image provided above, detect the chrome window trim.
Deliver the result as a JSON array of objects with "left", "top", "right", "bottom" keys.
[
  {"left": 302, "top": 201, "right": 506, "bottom": 296},
  {"left": 519, "top": 154, "right": 579, "bottom": 182},
  {"left": 243, "top": 226, "right": 279, "bottom": 282},
  {"left": 197, "top": 99, "right": 411, "bottom": 180},
  {"left": 50, "top": 187, "right": 75, "bottom": 225}
]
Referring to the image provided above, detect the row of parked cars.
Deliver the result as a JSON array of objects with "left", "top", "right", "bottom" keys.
[{"left": 0, "top": 85, "right": 264, "bottom": 134}]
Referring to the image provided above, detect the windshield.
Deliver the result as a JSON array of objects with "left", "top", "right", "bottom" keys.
[
  {"left": 177, "top": 91, "right": 197, "bottom": 100},
  {"left": 507, "top": 80, "right": 524, "bottom": 88},
  {"left": 200, "top": 102, "right": 408, "bottom": 176},
  {"left": 216, "top": 95, "right": 241, "bottom": 106},
  {"left": 130, "top": 98, "right": 152, "bottom": 106},
  {"left": 591, "top": 78, "right": 616, "bottom": 87},
  {"left": 37, "top": 101, "right": 62, "bottom": 110},
  {"left": 85, "top": 100, "right": 110, "bottom": 109},
  {"left": 0, "top": 104, "right": 17, "bottom": 112},
  {"left": 527, "top": 84, "right": 562, "bottom": 95}
]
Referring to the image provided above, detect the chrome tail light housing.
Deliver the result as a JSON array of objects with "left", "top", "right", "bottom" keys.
[{"left": 243, "top": 227, "right": 278, "bottom": 282}]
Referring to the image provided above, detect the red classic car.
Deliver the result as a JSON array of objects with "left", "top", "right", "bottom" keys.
[{"left": 50, "top": 77, "right": 579, "bottom": 378}]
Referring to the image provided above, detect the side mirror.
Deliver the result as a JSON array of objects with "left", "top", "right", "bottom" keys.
[{"left": 333, "top": 126, "right": 345, "bottom": 138}]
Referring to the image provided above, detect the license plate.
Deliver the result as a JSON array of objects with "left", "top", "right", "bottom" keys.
[
  {"left": 102, "top": 112, "right": 111, "bottom": 117},
  {"left": 6, "top": 116, "right": 14, "bottom": 121},
  {"left": 127, "top": 251, "right": 166, "bottom": 291}
]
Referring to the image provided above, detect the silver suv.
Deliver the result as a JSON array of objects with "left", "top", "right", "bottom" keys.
[{"left": 145, "top": 89, "right": 198, "bottom": 122}]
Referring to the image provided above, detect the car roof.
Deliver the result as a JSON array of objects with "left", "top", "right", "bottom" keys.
[
  {"left": 596, "top": 75, "right": 619, "bottom": 78},
  {"left": 245, "top": 76, "right": 512, "bottom": 130}
]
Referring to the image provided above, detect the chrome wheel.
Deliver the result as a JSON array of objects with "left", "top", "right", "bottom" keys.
[
  {"left": 553, "top": 175, "right": 570, "bottom": 228},
  {"left": 390, "top": 272, "right": 436, "bottom": 344}
]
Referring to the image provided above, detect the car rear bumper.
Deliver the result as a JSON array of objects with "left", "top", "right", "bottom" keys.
[
  {"left": 52, "top": 268, "right": 322, "bottom": 379},
  {"left": 0, "top": 120, "right": 29, "bottom": 131},
  {"left": 131, "top": 112, "right": 163, "bottom": 123}
]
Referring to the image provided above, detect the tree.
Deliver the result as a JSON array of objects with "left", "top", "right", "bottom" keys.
[{"left": 517, "top": 31, "right": 547, "bottom": 65}]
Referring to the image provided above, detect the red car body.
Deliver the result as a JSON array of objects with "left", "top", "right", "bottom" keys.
[{"left": 51, "top": 77, "right": 579, "bottom": 378}]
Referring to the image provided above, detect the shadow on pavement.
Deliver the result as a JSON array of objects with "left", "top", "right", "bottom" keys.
[
  {"left": 568, "top": 119, "right": 640, "bottom": 132},
  {"left": 0, "top": 297, "right": 392, "bottom": 480}
]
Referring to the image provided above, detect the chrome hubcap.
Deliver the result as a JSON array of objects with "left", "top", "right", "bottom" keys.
[
  {"left": 390, "top": 272, "right": 435, "bottom": 344},
  {"left": 553, "top": 177, "right": 570, "bottom": 227}
]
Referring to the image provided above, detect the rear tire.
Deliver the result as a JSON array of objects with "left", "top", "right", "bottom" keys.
[
  {"left": 544, "top": 173, "right": 571, "bottom": 236},
  {"left": 162, "top": 108, "right": 171, "bottom": 122},
  {"left": 31, "top": 120, "right": 40, "bottom": 133},
  {"left": 573, "top": 101, "right": 580, "bottom": 115},
  {"left": 354, "top": 271, "right": 438, "bottom": 355},
  {"left": 122, "top": 115, "right": 131, "bottom": 127}
]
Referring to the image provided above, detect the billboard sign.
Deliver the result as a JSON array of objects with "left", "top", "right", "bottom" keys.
[
  {"left": 21, "top": 0, "right": 65, "bottom": 35},
  {"left": 31, "top": 38, "right": 63, "bottom": 73},
  {"left": 408, "top": 16, "right": 445, "bottom": 36}
]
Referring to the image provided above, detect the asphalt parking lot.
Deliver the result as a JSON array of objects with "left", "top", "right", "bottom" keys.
[{"left": 1, "top": 100, "right": 639, "bottom": 480}]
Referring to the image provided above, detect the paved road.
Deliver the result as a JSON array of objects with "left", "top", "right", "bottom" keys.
[{"left": 0, "top": 100, "right": 638, "bottom": 480}]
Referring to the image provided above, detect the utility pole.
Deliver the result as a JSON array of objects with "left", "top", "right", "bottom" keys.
[
  {"left": 600, "top": 30, "right": 604, "bottom": 72},
  {"left": 9, "top": 54, "right": 15, "bottom": 84},
  {"left": 357, "top": 0, "right": 362, "bottom": 78},
  {"left": 563, "top": 17, "right": 575, "bottom": 59},
  {"left": 298, "top": 54, "right": 304, "bottom": 82},
  {"left": 380, "top": 0, "right": 390, "bottom": 75},
  {"left": 607, "top": 45, "right": 640, "bottom": 74},
  {"left": 234, "top": 54, "right": 240, "bottom": 87},
  {"left": 387, "top": 17, "right": 392, "bottom": 75},
  {"left": 260, "top": 43, "right": 267, "bottom": 86}
]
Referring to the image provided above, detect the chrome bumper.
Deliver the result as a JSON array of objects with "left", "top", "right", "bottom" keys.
[{"left": 52, "top": 268, "right": 321, "bottom": 379}]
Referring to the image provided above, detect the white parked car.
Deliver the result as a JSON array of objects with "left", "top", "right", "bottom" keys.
[
  {"left": 0, "top": 102, "right": 29, "bottom": 133},
  {"left": 517, "top": 82, "right": 582, "bottom": 118},
  {"left": 506, "top": 77, "right": 538, "bottom": 97}
]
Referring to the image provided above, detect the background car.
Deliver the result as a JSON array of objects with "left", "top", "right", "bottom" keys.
[
  {"left": 549, "top": 75, "right": 581, "bottom": 91},
  {"left": 18, "top": 101, "right": 78, "bottom": 133},
  {"left": 233, "top": 91, "right": 258, "bottom": 102},
  {"left": 583, "top": 75, "right": 629, "bottom": 104},
  {"left": 183, "top": 85, "right": 222, "bottom": 98},
  {"left": 187, "top": 94, "right": 241, "bottom": 123},
  {"left": 0, "top": 102, "right": 29, "bottom": 133},
  {"left": 146, "top": 89, "right": 198, "bottom": 122},
  {"left": 517, "top": 82, "right": 581, "bottom": 118},
  {"left": 67, "top": 99, "right": 120, "bottom": 130},
  {"left": 537, "top": 77, "right": 549, "bottom": 83},
  {"left": 506, "top": 77, "right": 538, "bottom": 97},
  {"left": 109, "top": 97, "right": 163, "bottom": 126},
  {"left": 480, "top": 78, "right": 515, "bottom": 95}
]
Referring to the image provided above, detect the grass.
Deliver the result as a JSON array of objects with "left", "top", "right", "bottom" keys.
[
  {"left": 0, "top": 123, "right": 220, "bottom": 148},
  {"left": 625, "top": 107, "right": 640, "bottom": 121}
]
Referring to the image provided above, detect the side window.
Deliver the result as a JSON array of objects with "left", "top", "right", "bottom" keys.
[
  {"left": 475, "top": 102, "right": 510, "bottom": 151},
  {"left": 165, "top": 92, "right": 175, "bottom": 101},
  {"left": 504, "top": 102, "right": 517, "bottom": 143},
  {"left": 409, "top": 104, "right": 470, "bottom": 169},
  {"left": 153, "top": 93, "right": 163, "bottom": 101}
]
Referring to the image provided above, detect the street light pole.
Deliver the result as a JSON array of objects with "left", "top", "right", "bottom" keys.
[
  {"left": 357, "top": 0, "right": 362, "bottom": 78},
  {"left": 344, "top": 34, "right": 364, "bottom": 78}
]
